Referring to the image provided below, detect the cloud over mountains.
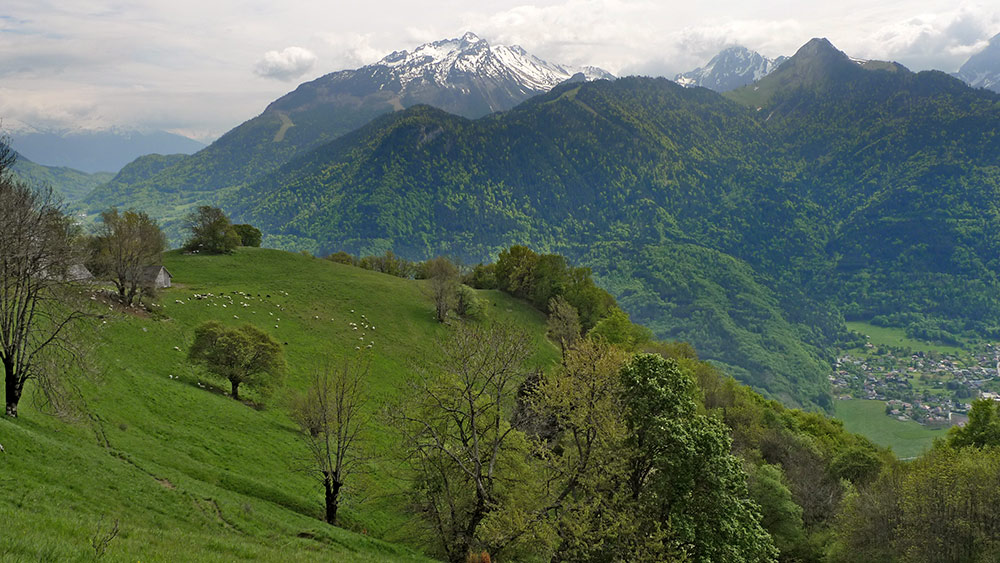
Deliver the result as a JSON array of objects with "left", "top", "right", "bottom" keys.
[{"left": 254, "top": 46, "right": 318, "bottom": 81}]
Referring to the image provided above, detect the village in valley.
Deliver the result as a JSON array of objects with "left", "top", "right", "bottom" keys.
[{"left": 831, "top": 339, "right": 1000, "bottom": 427}]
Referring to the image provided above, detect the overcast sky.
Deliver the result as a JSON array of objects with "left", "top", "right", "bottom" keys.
[{"left": 3, "top": 0, "right": 998, "bottom": 142}]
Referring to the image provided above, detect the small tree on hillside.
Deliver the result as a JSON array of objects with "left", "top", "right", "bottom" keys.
[
  {"left": 93, "top": 208, "right": 166, "bottom": 306},
  {"left": 188, "top": 321, "right": 285, "bottom": 401},
  {"left": 290, "top": 354, "right": 369, "bottom": 525},
  {"left": 232, "top": 224, "right": 262, "bottom": 247},
  {"left": 426, "top": 256, "right": 460, "bottom": 323},
  {"left": 184, "top": 206, "right": 240, "bottom": 254}
]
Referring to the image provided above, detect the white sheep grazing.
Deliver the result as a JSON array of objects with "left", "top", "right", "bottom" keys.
[{"left": 0, "top": 444, "right": 5, "bottom": 453}]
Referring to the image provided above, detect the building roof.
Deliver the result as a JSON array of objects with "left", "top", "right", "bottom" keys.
[{"left": 141, "top": 265, "right": 172, "bottom": 282}]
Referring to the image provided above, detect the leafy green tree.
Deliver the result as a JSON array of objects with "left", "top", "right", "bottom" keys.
[
  {"left": 833, "top": 445, "right": 1000, "bottom": 562},
  {"left": 531, "top": 349, "right": 777, "bottom": 562},
  {"left": 183, "top": 206, "right": 241, "bottom": 254},
  {"left": 562, "top": 267, "right": 615, "bottom": 332},
  {"left": 747, "top": 463, "right": 806, "bottom": 557},
  {"left": 463, "top": 263, "right": 496, "bottom": 289},
  {"left": 232, "top": 223, "right": 262, "bottom": 247},
  {"left": 619, "top": 353, "right": 777, "bottom": 562},
  {"left": 529, "top": 338, "right": 633, "bottom": 561},
  {"left": 830, "top": 443, "right": 883, "bottom": 486},
  {"left": 948, "top": 398, "right": 1000, "bottom": 448},
  {"left": 529, "top": 254, "right": 568, "bottom": 308},
  {"left": 358, "top": 250, "right": 415, "bottom": 278},
  {"left": 325, "top": 251, "right": 357, "bottom": 266},
  {"left": 454, "top": 285, "right": 485, "bottom": 320},
  {"left": 494, "top": 245, "right": 538, "bottom": 298},
  {"left": 588, "top": 308, "right": 652, "bottom": 351},
  {"left": 188, "top": 321, "right": 285, "bottom": 401},
  {"left": 92, "top": 208, "right": 166, "bottom": 306}
]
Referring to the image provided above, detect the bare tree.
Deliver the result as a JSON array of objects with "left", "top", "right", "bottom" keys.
[
  {"left": 93, "top": 208, "right": 166, "bottom": 307},
  {"left": 0, "top": 138, "right": 89, "bottom": 417},
  {"left": 289, "top": 354, "right": 369, "bottom": 525},
  {"left": 394, "top": 321, "right": 533, "bottom": 561},
  {"left": 546, "top": 295, "right": 581, "bottom": 360}
]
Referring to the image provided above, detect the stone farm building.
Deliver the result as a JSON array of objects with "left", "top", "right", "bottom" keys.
[
  {"left": 142, "top": 265, "right": 172, "bottom": 289},
  {"left": 66, "top": 264, "right": 94, "bottom": 282}
]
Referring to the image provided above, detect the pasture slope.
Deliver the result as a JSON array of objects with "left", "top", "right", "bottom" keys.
[{"left": 0, "top": 248, "right": 557, "bottom": 562}]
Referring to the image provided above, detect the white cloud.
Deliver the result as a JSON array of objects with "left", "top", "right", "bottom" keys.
[
  {"left": 853, "top": 4, "right": 1000, "bottom": 71},
  {"left": 254, "top": 46, "right": 318, "bottom": 81},
  {"left": 3, "top": 1, "right": 1000, "bottom": 141},
  {"left": 316, "top": 32, "right": 389, "bottom": 69}
]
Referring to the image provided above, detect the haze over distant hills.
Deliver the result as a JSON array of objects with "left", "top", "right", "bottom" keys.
[
  {"left": 7, "top": 127, "right": 204, "bottom": 174},
  {"left": 7, "top": 151, "right": 113, "bottom": 202}
]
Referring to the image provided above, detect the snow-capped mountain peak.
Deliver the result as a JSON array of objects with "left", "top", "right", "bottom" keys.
[
  {"left": 266, "top": 33, "right": 613, "bottom": 119},
  {"left": 369, "top": 32, "right": 613, "bottom": 95},
  {"left": 675, "top": 46, "right": 786, "bottom": 92}
]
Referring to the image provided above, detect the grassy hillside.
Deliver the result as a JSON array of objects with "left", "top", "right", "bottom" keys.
[
  {"left": 845, "top": 321, "right": 964, "bottom": 354},
  {"left": 0, "top": 248, "right": 557, "bottom": 561},
  {"left": 834, "top": 399, "right": 943, "bottom": 459}
]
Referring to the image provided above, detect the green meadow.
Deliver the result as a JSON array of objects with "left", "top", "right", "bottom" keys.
[
  {"left": 0, "top": 248, "right": 558, "bottom": 561},
  {"left": 834, "top": 399, "right": 944, "bottom": 459},
  {"left": 845, "top": 321, "right": 964, "bottom": 355}
]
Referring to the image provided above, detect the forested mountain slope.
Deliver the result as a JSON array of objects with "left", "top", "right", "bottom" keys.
[
  {"left": 729, "top": 38, "right": 1000, "bottom": 337},
  {"left": 221, "top": 38, "right": 1000, "bottom": 409},
  {"left": 80, "top": 33, "right": 609, "bottom": 229},
  {"left": 223, "top": 77, "right": 838, "bottom": 408},
  {"left": 74, "top": 37, "right": 1000, "bottom": 410}
]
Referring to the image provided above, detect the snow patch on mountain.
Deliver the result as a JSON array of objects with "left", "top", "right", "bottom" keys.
[
  {"left": 955, "top": 33, "right": 1000, "bottom": 93},
  {"left": 674, "top": 46, "right": 786, "bottom": 92},
  {"left": 371, "top": 32, "right": 613, "bottom": 94}
]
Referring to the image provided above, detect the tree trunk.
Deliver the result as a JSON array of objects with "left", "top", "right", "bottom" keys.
[
  {"left": 116, "top": 281, "right": 128, "bottom": 304},
  {"left": 456, "top": 492, "right": 487, "bottom": 562},
  {"left": 324, "top": 472, "right": 341, "bottom": 525},
  {"left": 4, "top": 359, "right": 20, "bottom": 417},
  {"left": 230, "top": 379, "right": 240, "bottom": 401}
]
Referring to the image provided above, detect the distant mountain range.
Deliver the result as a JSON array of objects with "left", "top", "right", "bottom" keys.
[
  {"left": 272, "top": 31, "right": 612, "bottom": 118},
  {"left": 7, "top": 128, "right": 203, "bottom": 174},
  {"left": 208, "top": 37, "right": 1000, "bottom": 409},
  {"left": 78, "top": 34, "right": 1000, "bottom": 410},
  {"left": 674, "top": 46, "right": 787, "bottom": 91},
  {"left": 681, "top": 34, "right": 1000, "bottom": 94},
  {"left": 955, "top": 32, "right": 1000, "bottom": 93},
  {"left": 81, "top": 32, "right": 612, "bottom": 223}
]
